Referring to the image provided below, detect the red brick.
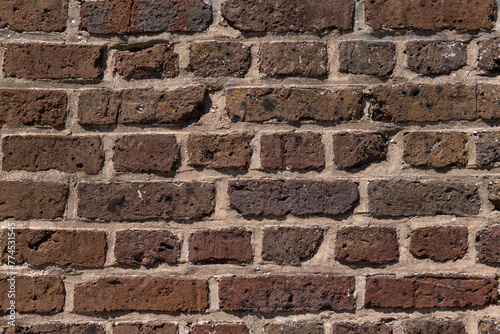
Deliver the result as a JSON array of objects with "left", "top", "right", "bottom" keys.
[
  {"left": 410, "top": 226, "right": 468, "bottom": 262},
  {"left": 479, "top": 319, "right": 500, "bottom": 334},
  {"left": 406, "top": 319, "right": 466, "bottom": 334},
  {"left": 476, "top": 225, "right": 500, "bottom": 265},
  {"left": 190, "top": 42, "right": 251, "bottom": 77},
  {"left": 365, "top": 275, "right": 498, "bottom": 309},
  {"left": 4, "top": 44, "right": 103, "bottom": 80},
  {"left": 332, "top": 132, "right": 387, "bottom": 169},
  {"left": 116, "top": 44, "right": 179, "bottom": 80},
  {"left": 406, "top": 41, "right": 468, "bottom": 75},
  {"left": 478, "top": 84, "right": 500, "bottom": 120},
  {"left": 4, "top": 323, "right": 105, "bottom": 334},
  {"left": 339, "top": 41, "right": 396, "bottom": 76},
  {"left": 192, "top": 324, "right": 249, "bottom": 334},
  {"left": 74, "top": 276, "right": 208, "bottom": 313},
  {"left": 219, "top": 275, "right": 355, "bottom": 312},
  {"left": 478, "top": 39, "right": 500, "bottom": 73},
  {"left": 0, "top": 0, "right": 68, "bottom": 32},
  {"left": 331, "top": 323, "right": 392, "bottom": 334},
  {"left": 114, "top": 322, "right": 176, "bottom": 334},
  {"left": 475, "top": 132, "right": 500, "bottom": 167},
  {"left": 265, "top": 323, "right": 324, "bottom": 334}
]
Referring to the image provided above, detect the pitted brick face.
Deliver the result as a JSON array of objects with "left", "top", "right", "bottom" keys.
[
  {"left": 406, "top": 320, "right": 466, "bottom": 334},
  {"left": 0, "top": 0, "right": 68, "bottom": 32},
  {"left": 114, "top": 323, "right": 177, "bottom": 334}
]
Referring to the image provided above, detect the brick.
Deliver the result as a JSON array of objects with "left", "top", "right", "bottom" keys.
[
  {"left": 187, "top": 134, "right": 252, "bottom": 169},
  {"left": 114, "top": 322, "right": 176, "bottom": 334},
  {"left": 113, "top": 135, "right": 180, "bottom": 174},
  {"left": 0, "top": 89, "right": 67, "bottom": 128},
  {"left": 1, "top": 229, "right": 106, "bottom": 267},
  {"left": 265, "top": 323, "right": 324, "bottom": 334},
  {"left": 406, "top": 319, "right": 466, "bottom": 334},
  {"left": 365, "top": 275, "right": 498, "bottom": 309},
  {"left": 260, "top": 42, "right": 328, "bottom": 78},
  {"left": 368, "top": 179, "right": 480, "bottom": 217},
  {"left": 4, "top": 324, "right": 105, "bottom": 334},
  {"left": 0, "top": 276, "right": 65, "bottom": 313},
  {"left": 74, "top": 276, "right": 208, "bottom": 313},
  {"left": 262, "top": 227, "right": 324, "bottom": 265},
  {"left": 365, "top": 0, "right": 495, "bottom": 31},
  {"left": 261, "top": 132, "right": 324, "bottom": 170},
  {"left": 0, "top": 0, "right": 68, "bottom": 32},
  {"left": 222, "top": 0, "right": 354, "bottom": 32},
  {"left": 478, "top": 39, "right": 500, "bottom": 73},
  {"left": 403, "top": 132, "right": 468, "bottom": 168},
  {"left": 78, "top": 182, "right": 214, "bottom": 221},
  {"left": 189, "top": 228, "right": 252, "bottom": 265},
  {"left": 227, "top": 87, "right": 363, "bottom": 123},
  {"left": 2, "top": 136, "right": 104, "bottom": 174},
  {"left": 370, "top": 84, "right": 477, "bottom": 123},
  {"left": 219, "top": 275, "right": 355, "bottom": 312},
  {"left": 115, "top": 44, "right": 179, "bottom": 80},
  {"left": 4, "top": 44, "right": 103, "bottom": 80},
  {"left": 0, "top": 181, "right": 68, "bottom": 220},
  {"left": 192, "top": 324, "right": 249, "bottom": 334},
  {"left": 339, "top": 41, "right": 395, "bottom": 76},
  {"left": 331, "top": 323, "right": 392, "bottom": 334},
  {"left": 476, "top": 132, "right": 500, "bottom": 167},
  {"left": 190, "top": 42, "right": 251, "bottom": 77},
  {"left": 229, "top": 180, "right": 359, "bottom": 217},
  {"left": 81, "top": 0, "right": 212, "bottom": 34},
  {"left": 406, "top": 41, "right": 467, "bottom": 75},
  {"left": 478, "top": 84, "right": 500, "bottom": 120},
  {"left": 115, "top": 230, "right": 180, "bottom": 266},
  {"left": 476, "top": 225, "right": 500, "bottom": 265},
  {"left": 489, "top": 183, "right": 500, "bottom": 211},
  {"left": 335, "top": 227, "right": 399, "bottom": 264},
  {"left": 332, "top": 132, "right": 386, "bottom": 169},
  {"left": 410, "top": 227, "right": 468, "bottom": 262},
  {"left": 77, "top": 90, "right": 120, "bottom": 127},
  {"left": 479, "top": 319, "right": 500, "bottom": 334}
]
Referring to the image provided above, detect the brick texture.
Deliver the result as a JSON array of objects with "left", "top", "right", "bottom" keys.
[
  {"left": 410, "top": 226, "right": 468, "bottom": 262},
  {"left": 189, "top": 42, "right": 251, "bottom": 77},
  {"left": 332, "top": 132, "right": 387, "bottom": 169},
  {"left": 476, "top": 225, "right": 500, "bottom": 265},
  {"left": 113, "top": 323, "right": 176, "bottom": 334},
  {"left": 339, "top": 41, "right": 395, "bottom": 76},
  {"left": 0, "top": 0, "right": 68, "bottom": 32},
  {"left": 478, "top": 39, "right": 500, "bottom": 73},
  {"left": 406, "top": 319, "right": 466, "bottom": 334},
  {"left": 264, "top": 323, "right": 324, "bottom": 334},
  {"left": 4, "top": 324, "right": 105, "bottom": 334},
  {"left": 262, "top": 227, "right": 324, "bottom": 264},
  {"left": 406, "top": 41, "right": 467, "bottom": 75},
  {"left": 331, "top": 323, "right": 392, "bottom": 334},
  {"left": 192, "top": 324, "right": 249, "bottom": 334},
  {"left": 475, "top": 132, "right": 500, "bottom": 167},
  {"left": 479, "top": 319, "right": 500, "bottom": 334}
]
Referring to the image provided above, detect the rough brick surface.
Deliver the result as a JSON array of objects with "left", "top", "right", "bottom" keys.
[
  {"left": 478, "top": 39, "right": 500, "bottom": 73},
  {"left": 4, "top": 324, "right": 105, "bottom": 334},
  {"left": 190, "top": 42, "right": 251, "bottom": 77},
  {"left": 476, "top": 225, "right": 500, "bottom": 265},
  {"left": 406, "top": 319, "right": 466, "bottom": 334},
  {"left": 264, "top": 323, "right": 324, "bottom": 334},
  {"left": 406, "top": 41, "right": 467, "bottom": 75},
  {"left": 74, "top": 277, "right": 208, "bottom": 313},
  {"left": 476, "top": 132, "right": 500, "bottom": 167},
  {"left": 331, "top": 323, "right": 393, "bottom": 334},
  {"left": 188, "top": 228, "right": 253, "bottom": 264},
  {"left": 192, "top": 324, "right": 249, "bottom": 334},
  {"left": 219, "top": 275, "right": 355, "bottom": 312},
  {"left": 410, "top": 226, "right": 468, "bottom": 262},
  {"left": 489, "top": 183, "right": 500, "bottom": 211},
  {"left": 261, "top": 132, "right": 325, "bottom": 170},
  {"left": 229, "top": 180, "right": 359, "bottom": 217},
  {"left": 335, "top": 227, "right": 399, "bottom": 264},
  {"left": 332, "top": 132, "right": 387, "bottom": 169},
  {"left": 262, "top": 227, "right": 324, "bottom": 265},
  {"left": 339, "top": 41, "right": 395, "bottom": 76},
  {"left": 0, "top": 0, "right": 68, "bottom": 32},
  {"left": 116, "top": 44, "right": 179, "bottom": 80},
  {"left": 114, "top": 323, "right": 176, "bottom": 334},
  {"left": 479, "top": 319, "right": 500, "bottom": 334}
]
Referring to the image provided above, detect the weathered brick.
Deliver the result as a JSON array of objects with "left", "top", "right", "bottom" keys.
[
  {"left": 410, "top": 226, "right": 468, "bottom": 262},
  {"left": 81, "top": 0, "right": 212, "bottom": 34},
  {"left": 265, "top": 323, "right": 324, "bottom": 334},
  {"left": 406, "top": 320, "right": 466, "bottom": 334},
  {"left": 0, "top": 0, "right": 68, "bottom": 32},
  {"left": 222, "top": 0, "right": 354, "bottom": 32},
  {"left": 368, "top": 179, "right": 480, "bottom": 217},
  {"left": 339, "top": 41, "right": 395, "bottom": 76},
  {"left": 262, "top": 227, "right": 324, "bottom": 265},
  {"left": 219, "top": 275, "right": 355, "bottom": 312},
  {"left": 192, "top": 324, "right": 249, "bottom": 334},
  {"left": 115, "top": 230, "right": 180, "bottom": 266},
  {"left": 365, "top": 0, "right": 496, "bottom": 31},
  {"left": 187, "top": 134, "right": 252, "bottom": 169},
  {"left": 370, "top": 84, "right": 477, "bottom": 123},
  {"left": 2, "top": 136, "right": 104, "bottom": 174},
  {"left": 365, "top": 275, "right": 498, "bottom": 309},
  {"left": 190, "top": 42, "right": 251, "bottom": 77},
  {"left": 116, "top": 44, "right": 179, "bottom": 80},
  {"left": 4, "top": 324, "right": 105, "bottom": 334},
  {"left": 403, "top": 132, "right": 468, "bottom": 168},
  {"left": 114, "top": 322, "right": 176, "bottom": 334},
  {"left": 227, "top": 87, "right": 363, "bottom": 123},
  {"left": 478, "top": 39, "right": 500, "bottom": 73},
  {"left": 489, "top": 183, "right": 500, "bottom": 211},
  {"left": 0, "top": 276, "right": 65, "bottom": 313},
  {"left": 261, "top": 132, "right": 325, "bottom": 170},
  {"left": 78, "top": 182, "right": 214, "bottom": 221},
  {"left": 4, "top": 44, "right": 103, "bottom": 80},
  {"left": 476, "top": 132, "right": 500, "bottom": 167},
  {"left": 113, "top": 135, "right": 179, "bottom": 174},
  {"left": 331, "top": 323, "right": 392, "bottom": 334},
  {"left": 479, "top": 319, "right": 500, "bottom": 334},
  {"left": 189, "top": 228, "right": 252, "bottom": 265},
  {"left": 335, "top": 227, "right": 399, "bottom": 264},
  {"left": 74, "top": 277, "right": 208, "bottom": 313},
  {"left": 0, "top": 181, "right": 68, "bottom": 220},
  {"left": 332, "top": 132, "right": 387, "bottom": 169},
  {"left": 478, "top": 84, "right": 500, "bottom": 120},
  {"left": 229, "top": 180, "right": 359, "bottom": 217},
  {"left": 406, "top": 41, "right": 467, "bottom": 75},
  {"left": 1, "top": 229, "right": 106, "bottom": 267},
  {"left": 260, "top": 42, "right": 328, "bottom": 78},
  {"left": 476, "top": 225, "right": 500, "bottom": 265}
]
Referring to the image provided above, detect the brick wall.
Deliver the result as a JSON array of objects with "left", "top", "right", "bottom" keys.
[{"left": 0, "top": 0, "right": 500, "bottom": 333}]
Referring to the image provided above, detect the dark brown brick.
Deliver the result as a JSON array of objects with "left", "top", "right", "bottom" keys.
[
  {"left": 77, "top": 90, "right": 120, "bottom": 127},
  {"left": 406, "top": 41, "right": 467, "bottom": 75},
  {"left": 229, "top": 180, "right": 359, "bottom": 217},
  {"left": 192, "top": 324, "right": 249, "bottom": 334},
  {"left": 339, "top": 41, "right": 395, "bottom": 76},
  {"left": 365, "top": 275, "right": 498, "bottom": 309},
  {"left": 260, "top": 42, "right": 328, "bottom": 78},
  {"left": 187, "top": 134, "right": 252, "bottom": 169},
  {"left": 479, "top": 319, "right": 500, "bottom": 334},
  {"left": 476, "top": 132, "right": 500, "bottom": 167},
  {"left": 335, "top": 227, "right": 399, "bottom": 264},
  {"left": 476, "top": 225, "right": 500, "bottom": 265},
  {"left": 0, "top": 181, "right": 68, "bottom": 220},
  {"left": 406, "top": 320, "right": 466, "bottom": 334},
  {"left": 115, "top": 230, "right": 180, "bottom": 266},
  {"left": 74, "top": 276, "right": 208, "bottom": 313},
  {"left": 262, "top": 227, "right": 324, "bottom": 265},
  {"left": 78, "top": 182, "right": 214, "bottom": 221},
  {"left": 410, "top": 226, "right": 468, "bottom": 262},
  {"left": 264, "top": 323, "right": 324, "bottom": 334},
  {"left": 1, "top": 229, "right": 106, "bottom": 267},
  {"left": 332, "top": 132, "right": 387, "bottom": 169},
  {"left": 0, "top": 0, "right": 68, "bottom": 32},
  {"left": 261, "top": 132, "right": 324, "bottom": 170},
  {"left": 489, "top": 183, "right": 500, "bottom": 211},
  {"left": 4, "top": 324, "right": 105, "bottom": 334},
  {"left": 113, "top": 135, "right": 180, "bottom": 174},
  {"left": 478, "top": 39, "right": 500, "bottom": 73},
  {"left": 114, "top": 323, "right": 176, "bottom": 334},
  {"left": 478, "top": 84, "right": 500, "bottom": 120},
  {"left": 190, "top": 42, "right": 251, "bottom": 77},
  {"left": 2, "top": 136, "right": 104, "bottom": 174},
  {"left": 116, "top": 44, "right": 179, "bottom": 80},
  {"left": 227, "top": 87, "right": 363, "bottom": 123},
  {"left": 331, "top": 323, "right": 392, "bottom": 334},
  {"left": 4, "top": 44, "right": 103, "bottom": 80},
  {"left": 219, "top": 275, "right": 355, "bottom": 312}
]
